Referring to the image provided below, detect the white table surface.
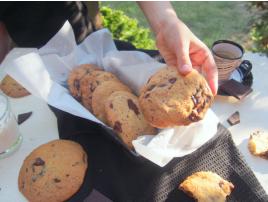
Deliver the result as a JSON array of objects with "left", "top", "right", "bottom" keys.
[{"left": 0, "top": 52, "right": 267, "bottom": 202}]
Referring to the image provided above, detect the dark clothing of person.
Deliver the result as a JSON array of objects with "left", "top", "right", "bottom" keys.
[
  {"left": 0, "top": 2, "right": 161, "bottom": 58},
  {"left": 0, "top": 2, "right": 99, "bottom": 47}
]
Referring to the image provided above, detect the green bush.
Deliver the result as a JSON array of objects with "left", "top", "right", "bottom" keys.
[
  {"left": 249, "top": 2, "right": 268, "bottom": 55},
  {"left": 100, "top": 6, "right": 156, "bottom": 49}
]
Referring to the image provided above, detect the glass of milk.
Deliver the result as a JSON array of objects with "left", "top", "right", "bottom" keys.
[{"left": 0, "top": 92, "right": 22, "bottom": 159}]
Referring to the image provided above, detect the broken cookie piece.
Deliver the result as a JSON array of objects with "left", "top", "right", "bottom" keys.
[
  {"left": 179, "top": 171, "right": 234, "bottom": 202},
  {"left": 248, "top": 131, "right": 268, "bottom": 159}
]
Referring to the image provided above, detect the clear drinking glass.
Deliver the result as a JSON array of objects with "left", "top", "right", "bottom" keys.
[{"left": 0, "top": 92, "right": 22, "bottom": 159}]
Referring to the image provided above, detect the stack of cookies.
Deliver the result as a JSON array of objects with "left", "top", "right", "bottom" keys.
[
  {"left": 67, "top": 64, "right": 156, "bottom": 148},
  {"left": 68, "top": 64, "right": 215, "bottom": 148}
]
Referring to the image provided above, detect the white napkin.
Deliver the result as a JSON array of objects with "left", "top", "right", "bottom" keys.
[
  {"left": 1, "top": 21, "right": 219, "bottom": 167},
  {"left": 133, "top": 109, "right": 218, "bottom": 166}
]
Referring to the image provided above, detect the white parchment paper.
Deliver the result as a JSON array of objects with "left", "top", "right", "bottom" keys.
[{"left": 1, "top": 21, "right": 219, "bottom": 167}]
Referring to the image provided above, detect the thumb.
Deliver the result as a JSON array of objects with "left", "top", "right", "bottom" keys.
[{"left": 176, "top": 44, "right": 193, "bottom": 75}]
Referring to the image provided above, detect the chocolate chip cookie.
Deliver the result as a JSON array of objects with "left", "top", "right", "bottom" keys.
[
  {"left": 0, "top": 75, "right": 30, "bottom": 98},
  {"left": 80, "top": 71, "right": 119, "bottom": 111},
  {"left": 105, "top": 91, "right": 156, "bottom": 149},
  {"left": 67, "top": 64, "right": 101, "bottom": 101},
  {"left": 139, "top": 66, "right": 214, "bottom": 128},
  {"left": 248, "top": 131, "right": 268, "bottom": 159},
  {"left": 18, "top": 140, "right": 88, "bottom": 202},
  {"left": 91, "top": 80, "right": 131, "bottom": 123},
  {"left": 179, "top": 171, "right": 234, "bottom": 202}
]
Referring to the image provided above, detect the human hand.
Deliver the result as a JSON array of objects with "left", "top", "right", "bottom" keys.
[
  {"left": 156, "top": 18, "right": 218, "bottom": 95},
  {"left": 138, "top": 1, "right": 218, "bottom": 95}
]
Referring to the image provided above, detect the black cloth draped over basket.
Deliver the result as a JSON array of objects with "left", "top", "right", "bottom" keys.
[{"left": 49, "top": 42, "right": 268, "bottom": 202}]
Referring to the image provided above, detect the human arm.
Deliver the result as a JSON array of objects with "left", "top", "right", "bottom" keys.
[
  {"left": 138, "top": 1, "right": 218, "bottom": 95},
  {"left": 0, "top": 3, "right": 13, "bottom": 63},
  {"left": 0, "top": 22, "right": 13, "bottom": 63}
]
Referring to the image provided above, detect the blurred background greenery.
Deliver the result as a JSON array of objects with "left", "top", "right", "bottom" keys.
[{"left": 99, "top": 1, "right": 267, "bottom": 55}]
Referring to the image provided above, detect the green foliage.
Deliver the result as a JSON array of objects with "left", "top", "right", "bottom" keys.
[
  {"left": 249, "top": 2, "right": 268, "bottom": 55},
  {"left": 101, "top": 1, "right": 252, "bottom": 50},
  {"left": 100, "top": 6, "right": 155, "bottom": 49}
]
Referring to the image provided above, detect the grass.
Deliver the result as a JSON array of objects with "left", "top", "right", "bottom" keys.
[{"left": 101, "top": 1, "right": 252, "bottom": 49}]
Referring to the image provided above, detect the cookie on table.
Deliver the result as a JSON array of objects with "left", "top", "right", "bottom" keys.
[
  {"left": 179, "top": 171, "right": 234, "bottom": 202},
  {"left": 67, "top": 64, "right": 101, "bottom": 101},
  {"left": 105, "top": 91, "right": 157, "bottom": 149},
  {"left": 0, "top": 75, "right": 30, "bottom": 98},
  {"left": 80, "top": 71, "right": 119, "bottom": 111},
  {"left": 91, "top": 80, "right": 131, "bottom": 123},
  {"left": 139, "top": 66, "right": 214, "bottom": 128},
  {"left": 248, "top": 131, "right": 268, "bottom": 159},
  {"left": 18, "top": 139, "right": 88, "bottom": 202}
]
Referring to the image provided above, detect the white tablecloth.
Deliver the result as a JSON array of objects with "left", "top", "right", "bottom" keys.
[
  {"left": 211, "top": 52, "right": 268, "bottom": 193},
  {"left": 0, "top": 52, "right": 267, "bottom": 201}
]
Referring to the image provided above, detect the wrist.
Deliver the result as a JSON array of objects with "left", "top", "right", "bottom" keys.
[
  {"left": 155, "top": 12, "right": 179, "bottom": 34},
  {"left": 138, "top": 1, "right": 179, "bottom": 35}
]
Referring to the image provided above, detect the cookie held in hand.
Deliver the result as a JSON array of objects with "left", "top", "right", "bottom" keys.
[
  {"left": 179, "top": 171, "right": 234, "bottom": 202},
  {"left": 139, "top": 66, "right": 214, "bottom": 128},
  {"left": 18, "top": 140, "right": 88, "bottom": 202}
]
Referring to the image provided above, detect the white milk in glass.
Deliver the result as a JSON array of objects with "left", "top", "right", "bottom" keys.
[{"left": 0, "top": 93, "right": 22, "bottom": 159}]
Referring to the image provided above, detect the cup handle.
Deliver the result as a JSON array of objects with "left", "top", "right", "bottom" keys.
[{"left": 237, "top": 60, "right": 252, "bottom": 79}]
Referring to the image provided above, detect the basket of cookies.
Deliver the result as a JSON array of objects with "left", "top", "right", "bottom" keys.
[{"left": 2, "top": 21, "right": 219, "bottom": 166}]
